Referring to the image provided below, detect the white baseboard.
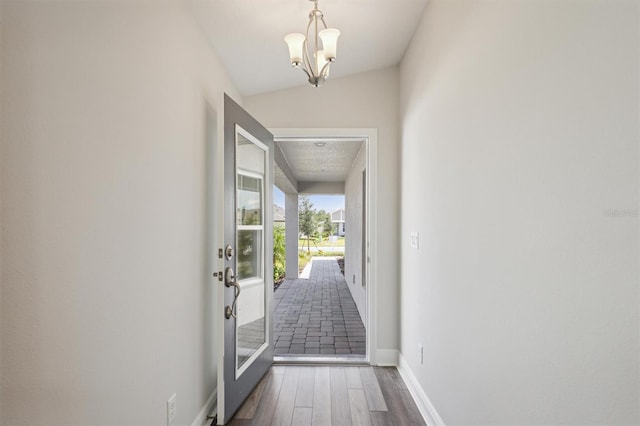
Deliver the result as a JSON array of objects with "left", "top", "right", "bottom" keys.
[
  {"left": 397, "top": 353, "right": 445, "bottom": 426},
  {"left": 191, "top": 388, "right": 217, "bottom": 426},
  {"left": 375, "top": 349, "right": 399, "bottom": 366}
]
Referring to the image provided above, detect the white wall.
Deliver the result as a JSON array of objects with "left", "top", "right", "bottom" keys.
[
  {"left": 399, "top": 1, "right": 639, "bottom": 424},
  {"left": 0, "top": 5, "right": 3, "bottom": 421},
  {"left": 344, "top": 143, "right": 366, "bottom": 323},
  {"left": 245, "top": 67, "right": 400, "bottom": 356},
  {"left": 1, "top": 1, "right": 239, "bottom": 424}
]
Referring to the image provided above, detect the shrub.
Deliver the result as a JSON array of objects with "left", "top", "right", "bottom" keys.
[
  {"left": 273, "top": 227, "right": 286, "bottom": 283},
  {"left": 298, "top": 250, "right": 312, "bottom": 273}
]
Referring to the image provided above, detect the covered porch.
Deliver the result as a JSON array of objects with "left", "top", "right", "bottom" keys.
[
  {"left": 272, "top": 134, "right": 369, "bottom": 357},
  {"left": 273, "top": 257, "right": 366, "bottom": 355}
]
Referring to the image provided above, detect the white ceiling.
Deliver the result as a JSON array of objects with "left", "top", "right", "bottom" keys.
[
  {"left": 190, "top": 0, "right": 430, "bottom": 96},
  {"left": 277, "top": 139, "right": 365, "bottom": 183}
]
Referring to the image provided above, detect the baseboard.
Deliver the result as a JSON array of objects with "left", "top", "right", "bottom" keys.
[
  {"left": 191, "top": 388, "right": 217, "bottom": 426},
  {"left": 397, "top": 353, "right": 445, "bottom": 426},
  {"left": 375, "top": 349, "right": 399, "bottom": 366}
]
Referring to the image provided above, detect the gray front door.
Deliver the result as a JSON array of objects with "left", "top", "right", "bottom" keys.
[{"left": 218, "top": 94, "right": 274, "bottom": 424}]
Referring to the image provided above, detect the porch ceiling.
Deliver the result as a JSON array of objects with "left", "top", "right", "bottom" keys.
[{"left": 274, "top": 139, "right": 365, "bottom": 194}]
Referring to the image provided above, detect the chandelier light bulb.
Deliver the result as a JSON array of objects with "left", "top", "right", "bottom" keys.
[{"left": 315, "top": 50, "right": 328, "bottom": 76}]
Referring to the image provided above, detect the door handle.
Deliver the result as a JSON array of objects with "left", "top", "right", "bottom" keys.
[{"left": 225, "top": 267, "right": 241, "bottom": 319}]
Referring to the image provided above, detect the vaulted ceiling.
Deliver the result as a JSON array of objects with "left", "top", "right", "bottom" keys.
[{"left": 191, "top": 0, "right": 430, "bottom": 96}]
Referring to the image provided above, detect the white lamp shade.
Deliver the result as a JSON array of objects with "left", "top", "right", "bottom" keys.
[
  {"left": 319, "top": 28, "right": 340, "bottom": 60},
  {"left": 315, "top": 50, "right": 329, "bottom": 77},
  {"left": 284, "top": 33, "right": 306, "bottom": 66}
]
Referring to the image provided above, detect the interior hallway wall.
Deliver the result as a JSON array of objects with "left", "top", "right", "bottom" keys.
[
  {"left": 245, "top": 67, "right": 400, "bottom": 357},
  {"left": 344, "top": 143, "right": 367, "bottom": 323},
  {"left": 0, "top": 5, "right": 3, "bottom": 421},
  {"left": 399, "top": 1, "right": 639, "bottom": 424},
  {"left": 1, "top": 1, "right": 240, "bottom": 424}
]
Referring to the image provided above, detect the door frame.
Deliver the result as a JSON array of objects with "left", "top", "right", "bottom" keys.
[{"left": 270, "top": 127, "right": 378, "bottom": 365}]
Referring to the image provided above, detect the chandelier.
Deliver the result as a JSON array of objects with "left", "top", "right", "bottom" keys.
[{"left": 284, "top": 0, "right": 340, "bottom": 87}]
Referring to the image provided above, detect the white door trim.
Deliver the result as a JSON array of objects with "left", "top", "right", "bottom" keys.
[{"left": 270, "top": 127, "right": 379, "bottom": 365}]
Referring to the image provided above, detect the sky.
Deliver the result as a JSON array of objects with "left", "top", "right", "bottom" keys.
[{"left": 273, "top": 186, "right": 345, "bottom": 213}]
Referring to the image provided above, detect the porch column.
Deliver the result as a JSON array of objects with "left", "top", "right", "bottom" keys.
[{"left": 285, "top": 192, "right": 299, "bottom": 279}]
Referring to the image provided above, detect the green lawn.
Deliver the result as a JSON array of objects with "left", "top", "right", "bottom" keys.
[
  {"left": 298, "top": 237, "right": 345, "bottom": 247},
  {"left": 298, "top": 250, "right": 344, "bottom": 273}
]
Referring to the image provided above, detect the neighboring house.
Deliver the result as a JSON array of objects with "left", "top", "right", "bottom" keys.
[
  {"left": 331, "top": 208, "right": 346, "bottom": 237},
  {"left": 273, "top": 204, "right": 285, "bottom": 228}
]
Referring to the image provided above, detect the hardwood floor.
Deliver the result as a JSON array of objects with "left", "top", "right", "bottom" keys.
[{"left": 225, "top": 366, "right": 426, "bottom": 426}]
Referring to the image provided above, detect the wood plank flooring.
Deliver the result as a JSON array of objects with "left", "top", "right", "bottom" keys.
[{"left": 225, "top": 366, "right": 426, "bottom": 426}]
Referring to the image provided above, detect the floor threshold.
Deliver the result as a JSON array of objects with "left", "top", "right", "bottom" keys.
[{"left": 273, "top": 355, "right": 368, "bottom": 365}]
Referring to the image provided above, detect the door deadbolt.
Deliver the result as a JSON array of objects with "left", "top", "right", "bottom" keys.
[{"left": 225, "top": 245, "right": 234, "bottom": 260}]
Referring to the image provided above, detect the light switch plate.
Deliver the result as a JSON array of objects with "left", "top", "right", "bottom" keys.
[{"left": 410, "top": 232, "right": 419, "bottom": 249}]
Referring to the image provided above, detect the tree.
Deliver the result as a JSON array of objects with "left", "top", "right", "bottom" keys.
[
  {"left": 299, "top": 195, "right": 316, "bottom": 252},
  {"left": 316, "top": 210, "right": 333, "bottom": 238},
  {"left": 322, "top": 211, "right": 334, "bottom": 238}
]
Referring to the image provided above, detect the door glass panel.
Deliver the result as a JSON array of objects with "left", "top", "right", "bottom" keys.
[
  {"left": 238, "top": 175, "right": 262, "bottom": 226},
  {"left": 235, "top": 127, "right": 267, "bottom": 375},
  {"left": 237, "top": 230, "right": 262, "bottom": 281}
]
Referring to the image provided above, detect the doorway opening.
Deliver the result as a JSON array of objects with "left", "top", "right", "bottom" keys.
[{"left": 269, "top": 128, "right": 377, "bottom": 363}]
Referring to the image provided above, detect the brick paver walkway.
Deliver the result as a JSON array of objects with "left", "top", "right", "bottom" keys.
[{"left": 273, "top": 258, "right": 366, "bottom": 356}]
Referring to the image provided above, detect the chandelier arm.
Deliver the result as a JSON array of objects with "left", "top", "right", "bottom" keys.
[
  {"left": 302, "top": 36, "right": 315, "bottom": 78},
  {"left": 299, "top": 65, "right": 312, "bottom": 80},
  {"left": 305, "top": 17, "right": 314, "bottom": 45},
  {"left": 314, "top": 14, "right": 320, "bottom": 76},
  {"left": 319, "top": 60, "right": 331, "bottom": 79},
  {"left": 320, "top": 17, "right": 328, "bottom": 29}
]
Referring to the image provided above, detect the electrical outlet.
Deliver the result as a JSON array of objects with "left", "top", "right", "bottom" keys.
[
  {"left": 418, "top": 344, "right": 424, "bottom": 365},
  {"left": 167, "top": 393, "right": 176, "bottom": 425},
  {"left": 410, "top": 232, "right": 419, "bottom": 249}
]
